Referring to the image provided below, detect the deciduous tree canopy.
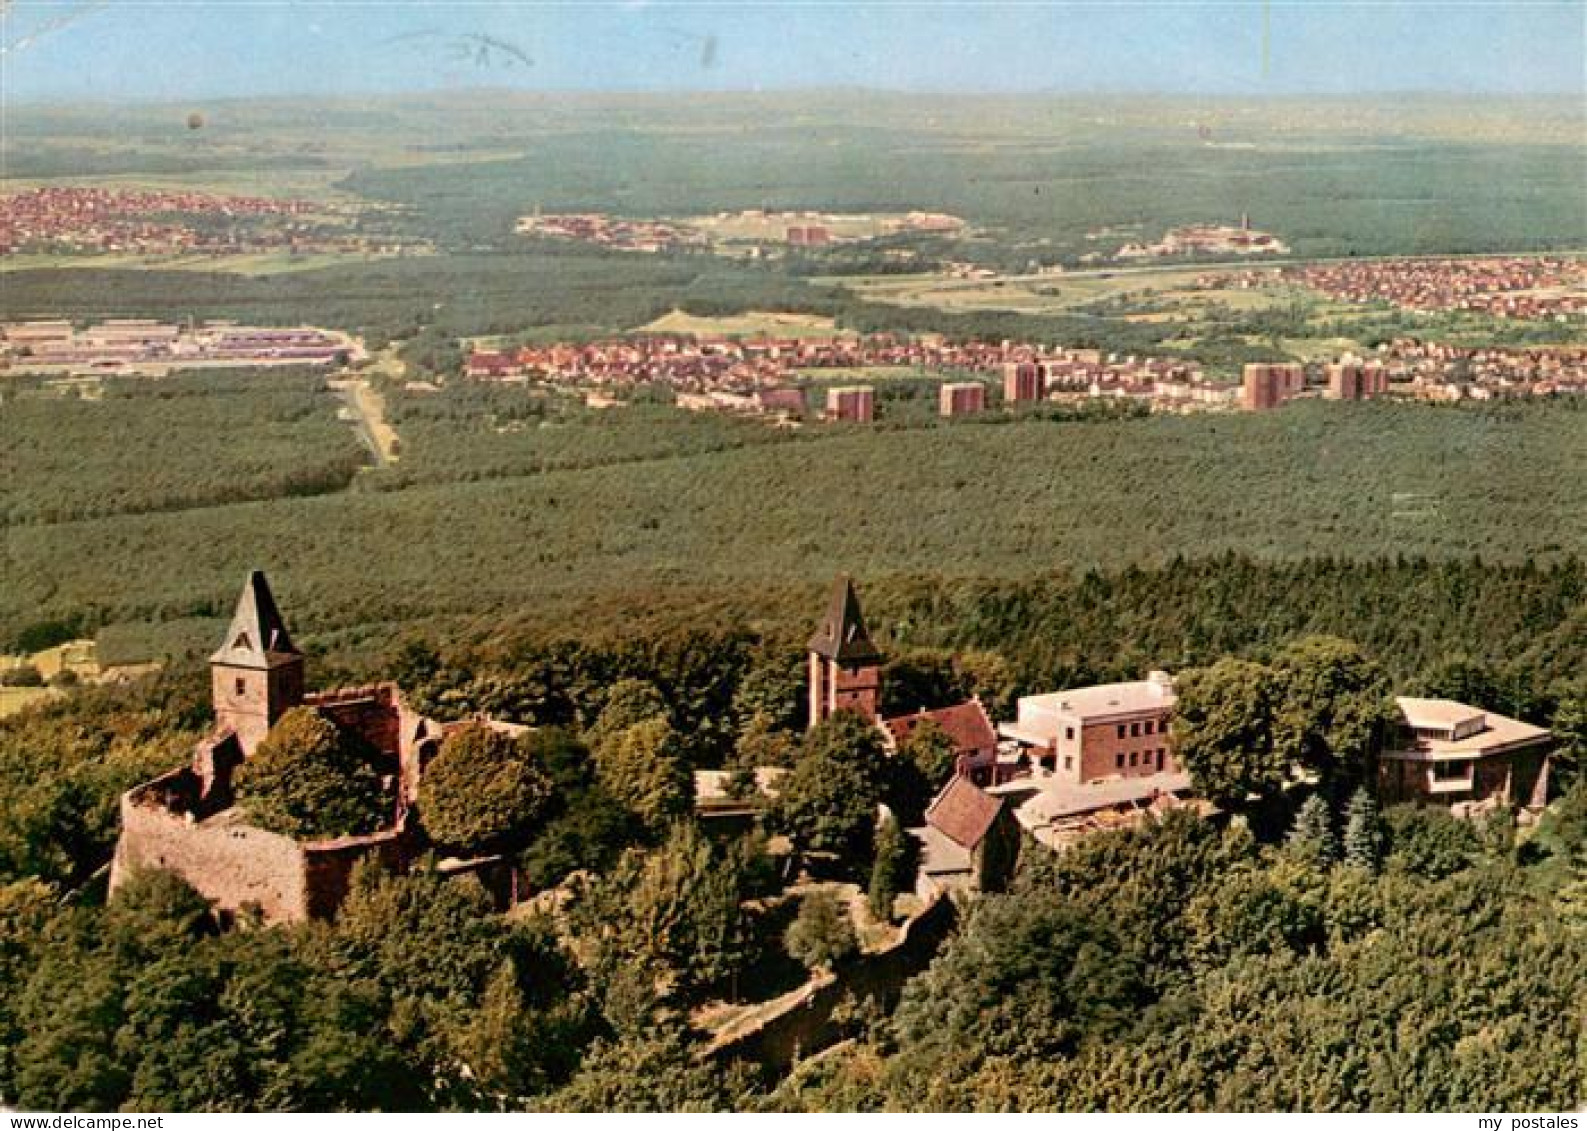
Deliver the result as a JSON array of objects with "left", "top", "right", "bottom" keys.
[
  {"left": 1170, "top": 658, "right": 1285, "bottom": 806},
  {"left": 770, "top": 711, "right": 889, "bottom": 869},
  {"left": 233, "top": 707, "right": 389, "bottom": 840},
  {"left": 419, "top": 722, "right": 553, "bottom": 855}
]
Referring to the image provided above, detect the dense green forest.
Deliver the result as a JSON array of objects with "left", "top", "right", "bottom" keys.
[
  {"left": 0, "top": 255, "right": 776, "bottom": 341},
  {"left": 7, "top": 803, "right": 1583, "bottom": 1112},
  {"left": 344, "top": 126, "right": 1586, "bottom": 260},
  {"left": 5, "top": 396, "right": 1583, "bottom": 657},
  {"left": 2, "top": 664, "right": 1582, "bottom": 1111},
  {"left": 769, "top": 799, "right": 1586, "bottom": 1111},
  {"left": 382, "top": 555, "right": 1587, "bottom": 759},
  {"left": 1, "top": 369, "right": 364, "bottom": 525},
  {"left": 377, "top": 389, "right": 784, "bottom": 487}
]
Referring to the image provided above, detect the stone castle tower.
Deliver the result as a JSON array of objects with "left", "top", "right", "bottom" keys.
[
  {"left": 209, "top": 570, "right": 304, "bottom": 754},
  {"left": 807, "top": 574, "right": 883, "bottom": 728}
]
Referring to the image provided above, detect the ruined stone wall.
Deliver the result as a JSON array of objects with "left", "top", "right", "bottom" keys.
[
  {"left": 307, "top": 683, "right": 431, "bottom": 804},
  {"left": 112, "top": 787, "right": 310, "bottom": 922},
  {"left": 112, "top": 774, "right": 419, "bottom": 923},
  {"left": 307, "top": 685, "right": 402, "bottom": 757},
  {"left": 706, "top": 895, "right": 958, "bottom": 1072},
  {"left": 301, "top": 826, "right": 414, "bottom": 920}
]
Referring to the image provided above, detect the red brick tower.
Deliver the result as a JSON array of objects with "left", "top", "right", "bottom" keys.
[
  {"left": 808, "top": 574, "right": 884, "bottom": 728},
  {"left": 210, "top": 571, "right": 304, "bottom": 755}
]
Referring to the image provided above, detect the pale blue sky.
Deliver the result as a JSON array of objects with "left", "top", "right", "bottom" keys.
[{"left": 2, "top": 2, "right": 1582, "bottom": 102}]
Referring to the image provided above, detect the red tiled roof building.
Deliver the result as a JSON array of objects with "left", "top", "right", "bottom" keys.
[{"left": 882, "top": 699, "right": 1000, "bottom": 785}]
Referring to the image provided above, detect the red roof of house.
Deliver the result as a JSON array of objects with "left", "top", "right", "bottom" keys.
[
  {"left": 925, "top": 775, "right": 1005, "bottom": 851},
  {"left": 883, "top": 699, "right": 997, "bottom": 756}
]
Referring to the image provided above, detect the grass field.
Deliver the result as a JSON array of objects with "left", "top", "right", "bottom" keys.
[
  {"left": 0, "top": 687, "right": 58, "bottom": 719},
  {"left": 839, "top": 265, "right": 1310, "bottom": 317},
  {"left": 0, "top": 639, "right": 105, "bottom": 718},
  {"left": 0, "top": 249, "right": 424, "bottom": 277},
  {"left": 636, "top": 309, "right": 842, "bottom": 337}
]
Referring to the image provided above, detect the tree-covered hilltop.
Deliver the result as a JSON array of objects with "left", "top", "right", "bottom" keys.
[
  {"left": 2, "top": 562, "right": 1583, "bottom": 1109},
  {"left": 5, "top": 554, "right": 1581, "bottom": 902},
  {"left": 4, "top": 760, "right": 1582, "bottom": 1111}
]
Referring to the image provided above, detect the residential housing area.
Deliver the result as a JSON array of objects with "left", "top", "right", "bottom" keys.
[{"left": 464, "top": 326, "right": 1585, "bottom": 425}]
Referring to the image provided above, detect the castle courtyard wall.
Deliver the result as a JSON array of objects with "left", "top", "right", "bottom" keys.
[
  {"left": 112, "top": 774, "right": 416, "bottom": 923},
  {"left": 112, "top": 786, "right": 311, "bottom": 921}
]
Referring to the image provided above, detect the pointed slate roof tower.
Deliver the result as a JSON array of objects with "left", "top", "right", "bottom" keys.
[
  {"left": 209, "top": 571, "right": 305, "bottom": 753},
  {"left": 211, "top": 570, "right": 301, "bottom": 668},
  {"left": 807, "top": 573, "right": 883, "bottom": 666},
  {"left": 808, "top": 574, "right": 884, "bottom": 727}
]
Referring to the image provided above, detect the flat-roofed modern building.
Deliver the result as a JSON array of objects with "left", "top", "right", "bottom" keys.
[
  {"left": 1380, "top": 697, "right": 1552, "bottom": 813},
  {"left": 999, "top": 671, "right": 1178, "bottom": 783},
  {"left": 1002, "top": 361, "right": 1046, "bottom": 404},
  {"left": 825, "top": 385, "right": 875, "bottom": 423},
  {"left": 939, "top": 380, "right": 987, "bottom": 417}
]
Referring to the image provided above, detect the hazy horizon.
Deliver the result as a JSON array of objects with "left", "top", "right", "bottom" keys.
[
  {"left": 6, "top": 85, "right": 1587, "bottom": 111},
  {"left": 2, "top": 1, "right": 1582, "bottom": 105}
]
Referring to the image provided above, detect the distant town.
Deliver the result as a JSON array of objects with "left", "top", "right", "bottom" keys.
[
  {"left": 516, "top": 208, "right": 967, "bottom": 256},
  {"left": 0, "top": 186, "right": 417, "bottom": 260},
  {"left": 465, "top": 326, "right": 1586, "bottom": 422},
  {"left": 465, "top": 332, "right": 1219, "bottom": 418},
  {"left": 1215, "top": 255, "right": 1587, "bottom": 320},
  {"left": 1112, "top": 215, "right": 1288, "bottom": 261}
]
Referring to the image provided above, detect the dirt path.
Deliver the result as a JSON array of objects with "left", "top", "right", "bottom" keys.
[{"left": 330, "top": 377, "right": 399, "bottom": 467}]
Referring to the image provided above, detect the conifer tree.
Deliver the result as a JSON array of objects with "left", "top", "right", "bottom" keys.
[
  {"left": 868, "top": 816, "right": 911, "bottom": 921},
  {"left": 1287, "top": 793, "right": 1337, "bottom": 867},
  {"left": 785, "top": 890, "right": 858, "bottom": 972},
  {"left": 1341, "top": 787, "right": 1383, "bottom": 872}
]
